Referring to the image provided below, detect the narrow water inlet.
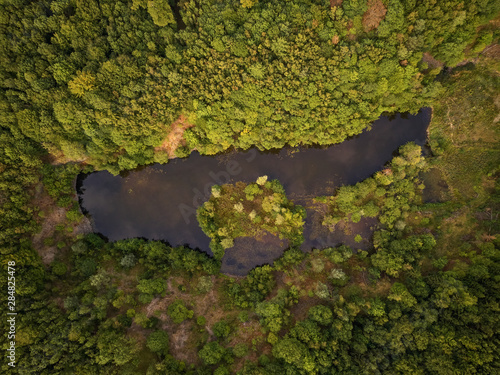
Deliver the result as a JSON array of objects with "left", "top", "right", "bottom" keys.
[{"left": 77, "top": 108, "right": 431, "bottom": 274}]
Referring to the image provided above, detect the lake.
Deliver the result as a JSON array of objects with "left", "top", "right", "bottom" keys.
[{"left": 78, "top": 108, "right": 431, "bottom": 275}]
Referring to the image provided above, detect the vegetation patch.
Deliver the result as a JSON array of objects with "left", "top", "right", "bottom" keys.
[
  {"left": 319, "top": 143, "right": 428, "bottom": 232},
  {"left": 197, "top": 177, "right": 306, "bottom": 260},
  {"left": 429, "top": 59, "right": 500, "bottom": 200}
]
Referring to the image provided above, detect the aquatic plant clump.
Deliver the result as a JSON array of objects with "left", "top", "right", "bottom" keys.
[{"left": 197, "top": 177, "right": 306, "bottom": 260}]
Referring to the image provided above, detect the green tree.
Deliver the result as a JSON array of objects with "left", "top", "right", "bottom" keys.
[
  {"left": 147, "top": 330, "right": 169, "bottom": 354},
  {"left": 199, "top": 341, "right": 226, "bottom": 365},
  {"left": 167, "top": 299, "right": 194, "bottom": 323}
]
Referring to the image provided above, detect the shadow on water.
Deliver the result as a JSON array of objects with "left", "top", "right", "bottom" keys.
[
  {"left": 169, "top": 0, "right": 186, "bottom": 31},
  {"left": 77, "top": 108, "right": 431, "bottom": 275}
]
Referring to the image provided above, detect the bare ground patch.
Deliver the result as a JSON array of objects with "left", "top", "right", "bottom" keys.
[
  {"left": 154, "top": 114, "right": 194, "bottom": 158},
  {"left": 32, "top": 206, "right": 65, "bottom": 264},
  {"left": 422, "top": 52, "right": 444, "bottom": 70},
  {"left": 31, "top": 184, "right": 67, "bottom": 264},
  {"left": 132, "top": 275, "right": 233, "bottom": 365}
]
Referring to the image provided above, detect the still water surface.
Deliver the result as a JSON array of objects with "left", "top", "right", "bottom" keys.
[{"left": 78, "top": 109, "right": 431, "bottom": 274}]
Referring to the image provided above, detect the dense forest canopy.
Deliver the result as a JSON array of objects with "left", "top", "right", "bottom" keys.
[
  {"left": 1, "top": 0, "right": 499, "bottom": 173},
  {"left": 0, "top": 0, "right": 499, "bottom": 374}
]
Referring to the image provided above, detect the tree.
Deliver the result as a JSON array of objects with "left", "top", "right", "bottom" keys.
[
  {"left": 167, "top": 300, "right": 194, "bottom": 323},
  {"left": 96, "top": 329, "right": 139, "bottom": 366},
  {"left": 147, "top": 0, "right": 175, "bottom": 27},
  {"left": 147, "top": 330, "right": 169, "bottom": 355},
  {"left": 272, "top": 338, "right": 316, "bottom": 373},
  {"left": 68, "top": 71, "right": 96, "bottom": 97},
  {"left": 308, "top": 305, "right": 333, "bottom": 326},
  {"left": 198, "top": 342, "right": 226, "bottom": 365},
  {"left": 213, "top": 320, "right": 231, "bottom": 339}
]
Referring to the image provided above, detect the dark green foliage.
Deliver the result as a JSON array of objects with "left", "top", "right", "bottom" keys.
[
  {"left": 0, "top": 129, "right": 43, "bottom": 253},
  {"left": 42, "top": 163, "right": 87, "bottom": 207},
  {"left": 273, "top": 247, "right": 305, "bottom": 270},
  {"left": 371, "top": 231, "right": 436, "bottom": 277},
  {"left": 226, "top": 264, "right": 275, "bottom": 308},
  {"left": 96, "top": 328, "right": 139, "bottom": 366},
  {"left": 147, "top": 330, "right": 169, "bottom": 354},
  {"left": 323, "top": 245, "right": 353, "bottom": 263},
  {"left": 270, "top": 245, "right": 500, "bottom": 374},
  {"left": 51, "top": 260, "right": 68, "bottom": 276},
  {"left": 212, "top": 320, "right": 231, "bottom": 339},
  {"left": 167, "top": 299, "right": 194, "bottom": 324},
  {"left": 198, "top": 342, "right": 226, "bottom": 366},
  {"left": 232, "top": 343, "right": 249, "bottom": 358}
]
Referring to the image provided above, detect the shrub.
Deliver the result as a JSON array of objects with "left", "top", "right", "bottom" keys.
[
  {"left": 167, "top": 300, "right": 194, "bottom": 323},
  {"left": 198, "top": 342, "right": 226, "bottom": 365},
  {"left": 233, "top": 343, "right": 248, "bottom": 358},
  {"left": 51, "top": 261, "right": 67, "bottom": 276},
  {"left": 197, "top": 276, "right": 213, "bottom": 294},
  {"left": 256, "top": 175, "right": 268, "bottom": 185},
  {"left": 238, "top": 311, "right": 249, "bottom": 322},
  {"left": 213, "top": 320, "right": 231, "bottom": 339},
  {"left": 308, "top": 305, "right": 333, "bottom": 326},
  {"left": 314, "top": 282, "right": 330, "bottom": 299},
  {"left": 120, "top": 254, "right": 136, "bottom": 268},
  {"left": 147, "top": 330, "right": 169, "bottom": 354},
  {"left": 310, "top": 258, "right": 325, "bottom": 273}
]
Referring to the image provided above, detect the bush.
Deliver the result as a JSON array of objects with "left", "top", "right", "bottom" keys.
[
  {"left": 323, "top": 245, "right": 353, "bottom": 263},
  {"left": 256, "top": 175, "right": 268, "bottom": 185},
  {"left": 51, "top": 261, "right": 67, "bottom": 276},
  {"left": 228, "top": 265, "right": 276, "bottom": 308},
  {"left": 329, "top": 268, "right": 349, "bottom": 286},
  {"left": 147, "top": 330, "right": 169, "bottom": 354},
  {"left": 238, "top": 311, "right": 249, "bottom": 323},
  {"left": 198, "top": 341, "right": 226, "bottom": 365},
  {"left": 308, "top": 305, "right": 333, "bottom": 326},
  {"left": 197, "top": 276, "right": 213, "bottom": 294},
  {"left": 120, "top": 254, "right": 136, "bottom": 268},
  {"left": 213, "top": 320, "right": 231, "bottom": 339},
  {"left": 273, "top": 247, "right": 305, "bottom": 270},
  {"left": 137, "top": 278, "right": 166, "bottom": 296},
  {"left": 233, "top": 343, "right": 248, "bottom": 358},
  {"left": 310, "top": 258, "right": 325, "bottom": 273},
  {"left": 167, "top": 300, "right": 194, "bottom": 324},
  {"left": 314, "top": 282, "right": 330, "bottom": 299}
]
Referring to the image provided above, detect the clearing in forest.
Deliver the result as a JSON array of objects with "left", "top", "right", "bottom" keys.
[{"left": 155, "top": 115, "right": 194, "bottom": 158}]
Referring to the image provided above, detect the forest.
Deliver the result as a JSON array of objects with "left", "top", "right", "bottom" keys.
[{"left": 0, "top": 0, "right": 499, "bottom": 374}]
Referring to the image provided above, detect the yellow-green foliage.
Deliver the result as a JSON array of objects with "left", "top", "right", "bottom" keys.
[
  {"left": 321, "top": 143, "right": 427, "bottom": 230},
  {"left": 2, "top": 0, "right": 497, "bottom": 173},
  {"left": 197, "top": 177, "right": 306, "bottom": 259}
]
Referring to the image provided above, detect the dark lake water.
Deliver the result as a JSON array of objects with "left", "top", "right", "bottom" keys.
[{"left": 78, "top": 108, "right": 431, "bottom": 274}]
